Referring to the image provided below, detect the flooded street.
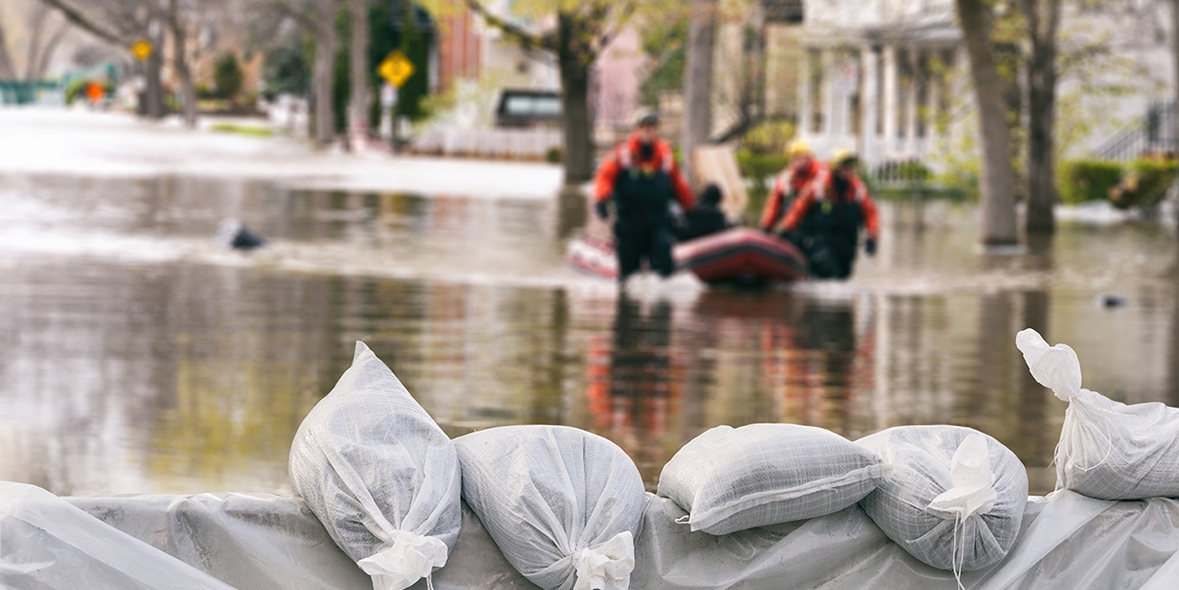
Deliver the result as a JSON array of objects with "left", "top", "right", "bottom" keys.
[{"left": 3, "top": 118, "right": 1179, "bottom": 499}]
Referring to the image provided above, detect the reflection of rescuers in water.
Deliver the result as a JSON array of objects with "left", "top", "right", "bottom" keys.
[
  {"left": 593, "top": 111, "right": 695, "bottom": 282},
  {"left": 760, "top": 139, "right": 826, "bottom": 234},
  {"left": 778, "top": 149, "right": 880, "bottom": 279}
]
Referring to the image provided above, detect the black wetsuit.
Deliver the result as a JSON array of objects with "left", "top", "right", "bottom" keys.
[
  {"left": 613, "top": 161, "right": 677, "bottom": 280},
  {"left": 794, "top": 175, "right": 865, "bottom": 279}
]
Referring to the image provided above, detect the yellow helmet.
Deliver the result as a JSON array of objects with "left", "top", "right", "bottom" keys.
[
  {"left": 831, "top": 148, "right": 858, "bottom": 168},
  {"left": 786, "top": 139, "right": 811, "bottom": 159}
]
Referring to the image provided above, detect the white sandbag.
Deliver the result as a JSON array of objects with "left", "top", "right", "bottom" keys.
[
  {"left": 656, "top": 423, "right": 886, "bottom": 535},
  {"left": 1017, "top": 328, "right": 1179, "bottom": 500},
  {"left": 855, "top": 425, "right": 1028, "bottom": 573},
  {"left": 289, "top": 341, "right": 462, "bottom": 590},
  {"left": 453, "top": 425, "right": 647, "bottom": 590}
]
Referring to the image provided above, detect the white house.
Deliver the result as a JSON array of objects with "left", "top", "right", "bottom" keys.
[{"left": 792, "top": 0, "right": 1174, "bottom": 170}]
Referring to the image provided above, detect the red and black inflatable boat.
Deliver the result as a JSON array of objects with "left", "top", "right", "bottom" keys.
[
  {"left": 566, "top": 228, "right": 807, "bottom": 285},
  {"left": 673, "top": 228, "right": 807, "bottom": 285}
]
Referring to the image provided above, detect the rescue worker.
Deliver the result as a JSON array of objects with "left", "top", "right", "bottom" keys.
[
  {"left": 593, "top": 111, "right": 695, "bottom": 282},
  {"left": 779, "top": 149, "right": 880, "bottom": 279},
  {"left": 760, "top": 139, "right": 826, "bottom": 235}
]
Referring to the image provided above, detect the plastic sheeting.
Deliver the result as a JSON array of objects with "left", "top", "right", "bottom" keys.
[{"left": 3, "top": 480, "right": 1179, "bottom": 589}]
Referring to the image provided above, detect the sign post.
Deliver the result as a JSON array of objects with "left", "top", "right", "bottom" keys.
[
  {"left": 376, "top": 50, "right": 414, "bottom": 151},
  {"left": 378, "top": 83, "right": 397, "bottom": 142}
]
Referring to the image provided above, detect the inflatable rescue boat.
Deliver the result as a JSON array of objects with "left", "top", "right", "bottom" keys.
[
  {"left": 566, "top": 228, "right": 807, "bottom": 285},
  {"left": 673, "top": 227, "right": 807, "bottom": 285}
]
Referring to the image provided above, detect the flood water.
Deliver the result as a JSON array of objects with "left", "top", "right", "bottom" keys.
[{"left": 3, "top": 171, "right": 1179, "bottom": 498}]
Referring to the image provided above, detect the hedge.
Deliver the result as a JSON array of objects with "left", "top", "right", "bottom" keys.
[
  {"left": 1059, "top": 159, "right": 1124, "bottom": 205},
  {"left": 1109, "top": 157, "right": 1179, "bottom": 210}
]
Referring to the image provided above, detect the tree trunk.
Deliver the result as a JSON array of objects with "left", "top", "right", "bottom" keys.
[
  {"left": 557, "top": 13, "right": 594, "bottom": 185},
  {"left": 169, "top": 0, "right": 197, "bottom": 128},
  {"left": 1022, "top": 0, "right": 1060, "bottom": 234},
  {"left": 145, "top": 35, "right": 164, "bottom": 119},
  {"left": 313, "top": 0, "right": 338, "bottom": 147},
  {"left": 31, "top": 21, "right": 69, "bottom": 81},
  {"left": 682, "top": 0, "right": 717, "bottom": 186},
  {"left": 24, "top": 4, "right": 49, "bottom": 81},
  {"left": 956, "top": 0, "right": 1018, "bottom": 245},
  {"left": 348, "top": 0, "right": 370, "bottom": 149},
  {"left": 0, "top": 18, "right": 17, "bottom": 79}
]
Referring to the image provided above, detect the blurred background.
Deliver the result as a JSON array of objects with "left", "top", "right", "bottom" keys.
[{"left": 1, "top": 0, "right": 1178, "bottom": 498}]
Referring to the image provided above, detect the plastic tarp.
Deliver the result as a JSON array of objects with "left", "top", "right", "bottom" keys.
[{"left": 3, "top": 480, "right": 1179, "bottom": 589}]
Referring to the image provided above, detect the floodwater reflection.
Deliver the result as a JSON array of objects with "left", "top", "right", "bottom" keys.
[{"left": 1, "top": 174, "right": 1178, "bottom": 497}]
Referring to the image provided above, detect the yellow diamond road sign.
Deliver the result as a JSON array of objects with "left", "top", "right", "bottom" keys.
[
  {"left": 131, "top": 38, "right": 153, "bottom": 62},
  {"left": 378, "top": 50, "right": 414, "bottom": 88}
]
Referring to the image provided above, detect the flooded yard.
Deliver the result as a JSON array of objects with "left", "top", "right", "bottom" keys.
[{"left": 2, "top": 169, "right": 1178, "bottom": 498}]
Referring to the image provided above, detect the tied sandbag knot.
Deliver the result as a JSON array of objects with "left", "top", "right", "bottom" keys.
[
  {"left": 1016, "top": 328, "right": 1115, "bottom": 476},
  {"left": 927, "top": 433, "right": 999, "bottom": 590},
  {"left": 1015, "top": 329, "right": 1081, "bottom": 402},
  {"left": 358, "top": 529, "right": 449, "bottom": 590},
  {"left": 571, "top": 531, "right": 635, "bottom": 590}
]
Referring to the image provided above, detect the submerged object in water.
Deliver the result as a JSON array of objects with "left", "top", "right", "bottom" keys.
[{"left": 215, "top": 219, "right": 267, "bottom": 250}]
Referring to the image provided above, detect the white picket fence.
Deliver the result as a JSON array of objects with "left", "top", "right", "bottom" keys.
[{"left": 409, "top": 127, "right": 563, "bottom": 160}]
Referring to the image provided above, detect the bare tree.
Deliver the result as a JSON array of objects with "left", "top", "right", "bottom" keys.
[
  {"left": 167, "top": 0, "right": 197, "bottom": 127},
  {"left": 39, "top": 0, "right": 167, "bottom": 118},
  {"left": 24, "top": 3, "right": 70, "bottom": 80},
  {"left": 957, "top": 0, "right": 1019, "bottom": 246},
  {"left": 0, "top": 3, "right": 70, "bottom": 82},
  {"left": 249, "top": 0, "right": 339, "bottom": 146},
  {"left": 462, "top": 0, "right": 640, "bottom": 185},
  {"left": 682, "top": 0, "right": 717, "bottom": 184},
  {"left": 312, "top": 0, "right": 338, "bottom": 146}
]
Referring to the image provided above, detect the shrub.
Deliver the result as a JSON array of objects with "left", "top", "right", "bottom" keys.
[
  {"left": 735, "top": 151, "right": 790, "bottom": 181},
  {"left": 736, "top": 150, "right": 791, "bottom": 209},
  {"left": 740, "top": 120, "right": 796, "bottom": 156},
  {"left": 64, "top": 79, "right": 113, "bottom": 105},
  {"left": 1058, "top": 159, "right": 1123, "bottom": 205},
  {"left": 214, "top": 52, "right": 244, "bottom": 101},
  {"left": 1109, "top": 156, "right": 1179, "bottom": 210}
]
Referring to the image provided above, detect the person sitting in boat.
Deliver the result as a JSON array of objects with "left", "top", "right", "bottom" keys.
[
  {"left": 674, "top": 183, "right": 731, "bottom": 242},
  {"left": 593, "top": 110, "right": 695, "bottom": 283},
  {"left": 760, "top": 139, "right": 826, "bottom": 236},
  {"left": 778, "top": 149, "right": 880, "bottom": 279}
]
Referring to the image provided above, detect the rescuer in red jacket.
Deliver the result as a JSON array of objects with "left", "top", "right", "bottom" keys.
[
  {"left": 780, "top": 149, "right": 880, "bottom": 279},
  {"left": 760, "top": 139, "right": 826, "bottom": 235},
  {"left": 593, "top": 111, "right": 695, "bottom": 282}
]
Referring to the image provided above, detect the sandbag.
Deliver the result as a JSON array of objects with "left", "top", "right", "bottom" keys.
[
  {"left": 1017, "top": 328, "right": 1179, "bottom": 500},
  {"left": 855, "top": 425, "right": 1028, "bottom": 573},
  {"left": 656, "top": 423, "right": 886, "bottom": 535},
  {"left": 289, "top": 341, "right": 462, "bottom": 590},
  {"left": 453, "top": 425, "right": 646, "bottom": 590}
]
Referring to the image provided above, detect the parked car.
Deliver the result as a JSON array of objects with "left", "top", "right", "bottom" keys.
[{"left": 495, "top": 89, "right": 561, "bottom": 128}]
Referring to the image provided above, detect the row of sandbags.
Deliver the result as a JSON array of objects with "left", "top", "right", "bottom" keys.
[{"left": 288, "top": 329, "right": 1179, "bottom": 590}]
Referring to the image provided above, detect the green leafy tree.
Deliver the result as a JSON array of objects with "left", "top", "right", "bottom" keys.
[
  {"left": 638, "top": 13, "right": 688, "bottom": 107},
  {"left": 214, "top": 51, "right": 245, "bottom": 101},
  {"left": 261, "top": 37, "right": 313, "bottom": 99}
]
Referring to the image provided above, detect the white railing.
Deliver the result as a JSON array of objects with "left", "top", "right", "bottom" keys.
[{"left": 409, "top": 127, "right": 563, "bottom": 160}]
